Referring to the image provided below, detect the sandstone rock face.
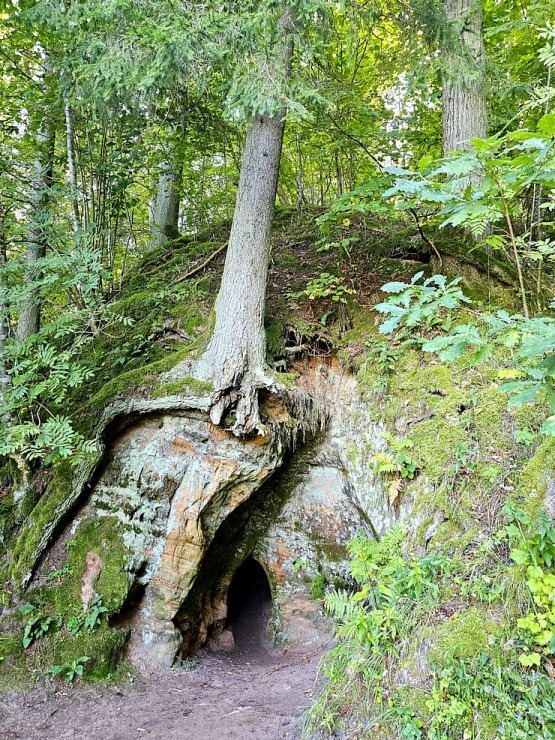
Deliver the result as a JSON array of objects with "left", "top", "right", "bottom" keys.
[
  {"left": 78, "top": 412, "right": 284, "bottom": 664},
  {"left": 255, "top": 358, "right": 409, "bottom": 648},
  {"left": 31, "top": 359, "right": 402, "bottom": 665}
]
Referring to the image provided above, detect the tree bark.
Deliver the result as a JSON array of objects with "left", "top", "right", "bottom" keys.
[
  {"left": 65, "top": 102, "right": 83, "bottom": 237},
  {"left": 200, "top": 15, "right": 294, "bottom": 436},
  {"left": 0, "top": 201, "right": 11, "bottom": 419},
  {"left": 16, "top": 122, "right": 55, "bottom": 343},
  {"left": 202, "top": 112, "right": 287, "bottom": 434},
  {"left": 150, "top": 151, "right": 183, "bottom": 248},
  {"left": 442, "top": 0, "right": 487, "bottom": 155}
]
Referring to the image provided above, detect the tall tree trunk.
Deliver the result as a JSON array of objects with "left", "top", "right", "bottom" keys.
[
  {"left": 65, "top": 102, "right": 83, "bottom": 237},
  {"left": 296, "top": 132, "right": 304, "bottom": 211},
  {"left": 203, "top": 111, "right": 287, "bottom": 434},
  {"left": 16, "top": 123, "right": 55, "bottom": 343},
  {"left": 150, "top": 150, "right": 183, "bottom": 248},
  {"left": 200, "top": 14, "right": 294, "bottom": 436},
  {"left": 0, "top": 201, "right": 11, "bottom": 418},
  {"left": 442, "top": 0, "right": 487, "bottom": 155}
]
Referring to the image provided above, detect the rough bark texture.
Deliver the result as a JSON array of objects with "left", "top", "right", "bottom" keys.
[
  {"left": 202, "top": 111, "right": 287, "bottom": 435},
  {"left": 16, "top": 124, "right": 55, "bottom": 343},
  {"left": 442, "top": 0, "right": 487, "bottom": 155},
  {"left": 150, "top": 155, "right": 182, "bottom": 248}
]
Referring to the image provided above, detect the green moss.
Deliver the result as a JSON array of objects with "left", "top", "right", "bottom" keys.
[
  {"left": 515, "top": 438, "right": 555, "bottom": 514},
  {"left": 415, "top": 516, "right": 435, "bottom": 548},
  {"left": 429, "top": 607, "right": 492, "bottom": 664},
  {"left": 152, "top": 376, "right": 214, "bottom": 398},
  {"left": 388, "top": 364, "right": 469, "bottom": 483},
  {"left": 0, "top": 650, "right": 28, "bottom": 691},
  {"left": 272, "top": 246, "right": 302, "bottom": 270},
  {"left": 427, "top": 519, "right": 476, "bottom": 553},
  {"left": 35, "top": 517, "right": 130, "bottom": 617},
  {"left": 311, "top": 573, "right": 326, "bottom": 599},
  {"left": 9, "top": 463, "right": 74, "bottom": 589},
  {"left": 316, "top": 541, "right": 348, "bottom": 563},
  {"left": 0, "top": 635, "right": 21, "bottom": 659},
  {"left": 472, "top": 386, "right": 512, "bottom": 452},
  {"left": 40, "top": 624, "right": 127, "bottom": 680},
  {"left": 78, "top": 341, "right": 207, "bottom": 436},
  {"left": 0, "top": 490, "right": 16, "bottom": 546},
  {"left": 265, "top": 316, "right": 285, "bottom": 358},
  {"left": 396, "top": 685, "right": 432, "bottom": 724},
  {"left": 274, "top": 371, "right": 300, "bottom": 390}
]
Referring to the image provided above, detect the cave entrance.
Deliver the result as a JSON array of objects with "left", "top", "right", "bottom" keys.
[{"left": 226, "top": 557, "right": 273, "bottom": 653}]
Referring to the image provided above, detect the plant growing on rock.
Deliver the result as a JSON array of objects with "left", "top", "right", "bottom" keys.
[
  {"left": 19, "top": 604, "right": 55, "bottom": 648},
  {"left": 422, "top": 309, "right": 555, "bottom": 437},
  {"left": 505, "top": 505, "right": 555, "bottom": 666},
  {"left": 370, "top": 433, "right": 417, "bottom": 508},
  {"left": 47, "top": 656, "right": 89, "bottom": 683}
]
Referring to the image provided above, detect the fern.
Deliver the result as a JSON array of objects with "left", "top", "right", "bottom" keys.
[{"left": 324, "top": 588, "right": 359, "bottom": 620}]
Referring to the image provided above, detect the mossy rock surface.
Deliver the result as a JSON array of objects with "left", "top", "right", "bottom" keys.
[
  {"left": 39, "top": 625, "right": 127, "bottom": 680},
  {"left": 9, "top": 464, "right": 74, "bottom": 589},
  {"left": 428, "top": 606, "right": 494, "bottom": 664},
  {"left": 34, "top": 516, "right": 131, "bottom": 618}
]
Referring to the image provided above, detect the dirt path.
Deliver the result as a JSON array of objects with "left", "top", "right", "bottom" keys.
[
  {"left": 0, "top": 582, "right": 329, "bottom": 740},
  {"left": 0, "top": 646, "right": 325, "bottom": 740}
]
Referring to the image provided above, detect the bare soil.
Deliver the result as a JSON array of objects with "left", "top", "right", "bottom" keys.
[{"left": 0, "top": 646, "right": 325, "bottom": 740}]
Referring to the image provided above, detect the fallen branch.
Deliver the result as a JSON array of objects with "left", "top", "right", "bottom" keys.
[{"left": 176, "top": 241, "right": 228, "bottom": 283}]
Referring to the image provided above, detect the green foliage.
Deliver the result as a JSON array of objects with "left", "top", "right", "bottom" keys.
[
  {"left": 299, "top": 273, "right": 356, "bottom": 303},
  {"left": 403, "top": 656, "right": 555, "bottom": 739},
  {"left": 375, "top": 272, "right": 471, "bottom": 335},
  {"left": 19, "top": 604, "right": 55, "bottom": 649},
  {"left": 310, "top": 511, "right": 555, "bottom": 738},
  {"left": 422, "top": 309, "right": 555, "bottom": 436},
  {"left": 371, "top": 433, "right": 417, "bottom": 507},
  {"left": 66, "top": 596, "right": 109, "bottom": 636},
  {"left": 45, "top": 566, "right": 72, "bottom": 581},
  {"left": 311, "top": 574, "right": 326, "bottom": 599},
  {"left": 324, "top": 528, "right": 450, "bottom": 632},
  {"left": 371, "top": 433, "right": 417, "bottom": 479},
  {"left": 47, "top": 656, "right": 89, "bottom": 683},
  {"left": 504, "top": 505, "right": 555, "bottom": 665},
  {"left": 382, "top": 118, "right": 555, "bottom": 316},
  {"left": 0, "top": 321, "right": 98, "bottom": 464}
]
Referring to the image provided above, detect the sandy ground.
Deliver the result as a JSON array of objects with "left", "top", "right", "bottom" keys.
[{"left": 0, "top": 578, "right": 329, "bottom": 739}]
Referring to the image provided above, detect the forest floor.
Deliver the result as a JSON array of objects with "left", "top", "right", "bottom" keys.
[{"left": 0, "top": 577, "right": 329, "bottom": 739}]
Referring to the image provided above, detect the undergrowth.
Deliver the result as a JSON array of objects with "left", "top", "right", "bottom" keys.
[{"left": 305, "top": 512, "right": 555, "bottom": 739}]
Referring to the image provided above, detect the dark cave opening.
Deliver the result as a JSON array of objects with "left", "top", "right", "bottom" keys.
[{"left": 225, "top": 556, "right": 273, "bottom": 652}]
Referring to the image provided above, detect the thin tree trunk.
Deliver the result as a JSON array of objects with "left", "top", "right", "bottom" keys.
[
  {"left": 201, "top": 14, "right": 294, "bottom": 435},
  {"left": 65, "top": 102, "right": 82, "bottom": 237},
  {"left": 16, "top": 122, "right": 55, "bottom": 343},
  {"left": 150, "top": 147, "right": 183, "bottom": 248},
  {"left": 442, "top": 0, "right": 487, "bottom": 155},
  {"left": 1, "top": 201, "right": 32, "bottom": 497},
  {"left": 296, "top": 133, "right": 304, "bottom": 211},
  {"left": 0, "top": 201, "right": 11, "bottom": 419}
]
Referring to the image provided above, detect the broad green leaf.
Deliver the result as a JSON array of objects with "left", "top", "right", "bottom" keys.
[
  {"left": 510, "top": 549, "right": 530, "bottom": 565},
  {"left": 380, "top": 281, "right": 409, "bottom": 294},
  {"left": 538, "top": 113, "right": 555, "bottom": 138},
  {"left": 518, "top": 652, "right": 542, "bottom": 667},
  {"left": 541, "top": 416, "right": 555, "bottom": 436}
]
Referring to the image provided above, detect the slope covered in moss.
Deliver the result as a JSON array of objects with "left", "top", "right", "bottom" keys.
[{"left": 1, "top": 208, "right": 552, "bottom": 713}]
